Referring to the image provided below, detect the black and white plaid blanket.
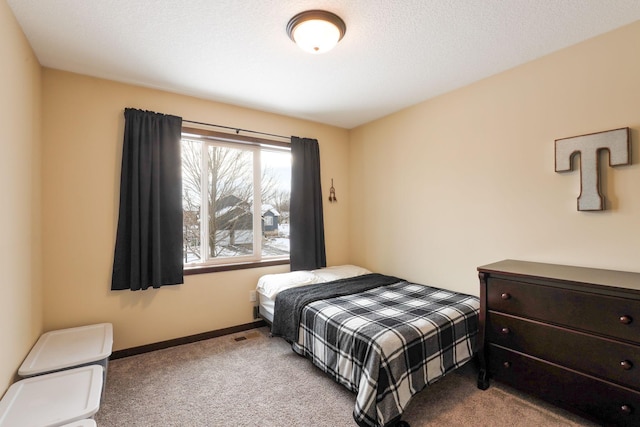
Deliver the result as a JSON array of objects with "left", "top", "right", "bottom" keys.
[
  {"left": 271, "top": 273, "right": 401, "bottom": 342},
  {"left": 290, "top": 279, "right": 479, "bottom": 427}
]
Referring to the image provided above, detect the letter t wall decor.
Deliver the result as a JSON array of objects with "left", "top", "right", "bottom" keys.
[{"left": 555, "top": 127, "right": 630, "bottom": 211}]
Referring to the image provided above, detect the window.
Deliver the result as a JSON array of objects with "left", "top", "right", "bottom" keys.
[{"left": 181, "top": 128, "right": 291, "bottom": 269}]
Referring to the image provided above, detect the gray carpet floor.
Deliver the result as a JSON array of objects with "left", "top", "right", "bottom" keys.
[{"left": 94, "top": 327, "right": 597, "bottom": 426}]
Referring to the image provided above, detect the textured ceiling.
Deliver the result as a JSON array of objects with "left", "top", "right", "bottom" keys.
[{"left": 7, "top": 0, "right": 640, "bottom": 129}]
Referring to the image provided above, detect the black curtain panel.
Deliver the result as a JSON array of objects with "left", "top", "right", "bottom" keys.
[
  {"left": 111, "top": 108, "right": 184, "bottom": 291},
  {"left": 290, "top": 137, "right": 327, "bottom": 271}
]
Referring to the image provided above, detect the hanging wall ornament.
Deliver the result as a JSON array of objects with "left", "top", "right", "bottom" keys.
[{"left": 328, "top": 179, "right": 337, "bottom": 203}]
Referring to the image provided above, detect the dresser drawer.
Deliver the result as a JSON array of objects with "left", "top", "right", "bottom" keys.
[
  {"left": 487, "top": 278, "right": 640, "bottom": 343},
  {"left": 488, "top": 312, "right": 640, "bottom": 390},
  {"left": 488, "top": 344, "right": 640, "bottom": 427}
]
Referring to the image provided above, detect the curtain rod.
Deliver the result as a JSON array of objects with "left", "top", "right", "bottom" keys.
[{"left": 182, "top": 119, "right": 292, "bottom": 140}]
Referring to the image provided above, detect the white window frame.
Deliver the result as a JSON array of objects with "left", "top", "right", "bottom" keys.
[{"left": 181, "top": 127, "right": 290, "bottom": 270}]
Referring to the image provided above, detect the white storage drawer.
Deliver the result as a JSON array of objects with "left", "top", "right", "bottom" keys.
[
  {"left": 19, "top": 323, "right": 113, "bottom": 377},
  {"left": 0, "top": 365, "right": 103, "bottom": 427},
  {"left": 60, "top": 420, "right": 97, "bottom": 427}
]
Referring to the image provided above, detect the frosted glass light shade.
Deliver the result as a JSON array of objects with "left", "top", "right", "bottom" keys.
[{"left": 287, "top": 10, "right": 346, "bottom": 54}]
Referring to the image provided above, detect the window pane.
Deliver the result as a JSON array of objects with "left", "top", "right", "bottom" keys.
[
  {"left": 209, "top": 144, "right": 254, "bottom": 260},
  {"left": 181, "top": 138, "right": 202, "bottom": 263},
  {"left": 261, "top": 149, "right": 291, "bottom": 258},
  {"left": 182, "top": 131, "right": 291, "bottom": 268}
]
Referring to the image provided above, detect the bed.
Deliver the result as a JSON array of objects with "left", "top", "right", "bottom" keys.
[
  {"left": 256, "top": 265, "right": 373, "bottom": 323},
  {"left": 256, "top": 265, "right": 480, "bottom": 427}
]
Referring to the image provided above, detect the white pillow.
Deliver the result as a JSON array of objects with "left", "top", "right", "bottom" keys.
[
  {"left": 311, "top": 264, "right": 371, "bottom": 283},
  {"left": 256, "top": 270, "right": 320, "bottom": 299}
]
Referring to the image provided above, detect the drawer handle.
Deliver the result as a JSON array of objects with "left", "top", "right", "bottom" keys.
[
  {"left": 620, "top": 315, "right": 633, "bottom": 325},
  {"left": 503, "top": 361, "right": 511, "bottom": 368},
  {"left": 501, "top": 327, "right": 510, "bottom": 335},
  {"left": 501, "top": 293, "right": 511, "bottom": 300},
  {"left": 621, "top": 360, "right": 633, "bottom": 370},
  {"left": 620, "top": 404, "right": 633, "bottom": 415}
]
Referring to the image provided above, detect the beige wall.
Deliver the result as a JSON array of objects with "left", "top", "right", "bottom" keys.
[
  {"left": 0, "top": 1, "right": 42, "bottom": 394},
  {"left": 41, "top": 69, "right": 350, "bottom": 351},
  {"left": 349, "top": 21, "right": 640, "bottom": 296}
]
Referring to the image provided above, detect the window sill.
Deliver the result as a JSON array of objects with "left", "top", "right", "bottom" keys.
[{"left": 183, "top": 258, "right": 290, "bottom": 276}]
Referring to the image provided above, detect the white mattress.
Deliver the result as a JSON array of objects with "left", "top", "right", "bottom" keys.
[
  {"left": 256, "top": 265, "right": 371, "bottom": 323},
  {"left": 257, "top": 291, "right": 276, "bottom": 323}
]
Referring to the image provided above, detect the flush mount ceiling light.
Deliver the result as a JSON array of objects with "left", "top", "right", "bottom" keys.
[{"left": 286, "top": 10, "right": 346, "bottom": 54}]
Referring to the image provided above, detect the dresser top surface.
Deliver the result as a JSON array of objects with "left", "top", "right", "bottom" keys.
[{"left": 478, "top": 259, "right": 640, "bottom": 293}]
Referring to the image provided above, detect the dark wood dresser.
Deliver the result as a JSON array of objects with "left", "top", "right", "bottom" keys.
[{"left": 477, "top": 259, "right": 640, "bottom": 426}]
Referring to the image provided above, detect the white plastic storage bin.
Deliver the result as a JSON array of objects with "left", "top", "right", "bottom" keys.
[
  {"left": 19, "top": 323, "right": 113, "bottom": 378},
  {"left": 19, "top": 322, "right": 113, "bottom": 399},
  {"left": 60, "top": 420, "right": 97, "bottom": 427},
  {"left": 0, "top": 365, "right": 103, "bottom": 427}
]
